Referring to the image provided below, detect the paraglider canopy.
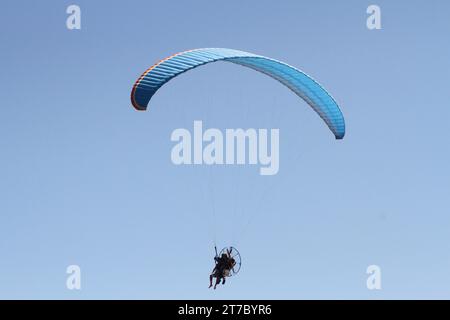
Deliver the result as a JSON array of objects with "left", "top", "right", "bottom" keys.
[{"left": 131, "top": 48, "right": 345, "bottom": 140}]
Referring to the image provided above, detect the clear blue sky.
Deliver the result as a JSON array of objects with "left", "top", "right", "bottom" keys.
[{"left": 1, "top": 0, "right": 450, "bottom": 299}]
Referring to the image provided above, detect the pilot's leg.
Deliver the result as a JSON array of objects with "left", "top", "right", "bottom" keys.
[
  {"left": 214, "top": 277, "right": 220, "bottom": 289},
  {"left": 209, "top": 274, "right": 213, "bottom": 288}
]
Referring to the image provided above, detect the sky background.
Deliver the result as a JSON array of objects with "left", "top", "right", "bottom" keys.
[{"left": 1, "top": 0, "right": 450, "bottom": 299}]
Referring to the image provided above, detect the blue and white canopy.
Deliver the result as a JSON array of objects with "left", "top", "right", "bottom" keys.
[{"left": 131, "top": 48, "right": 345, "bottom": 139}]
